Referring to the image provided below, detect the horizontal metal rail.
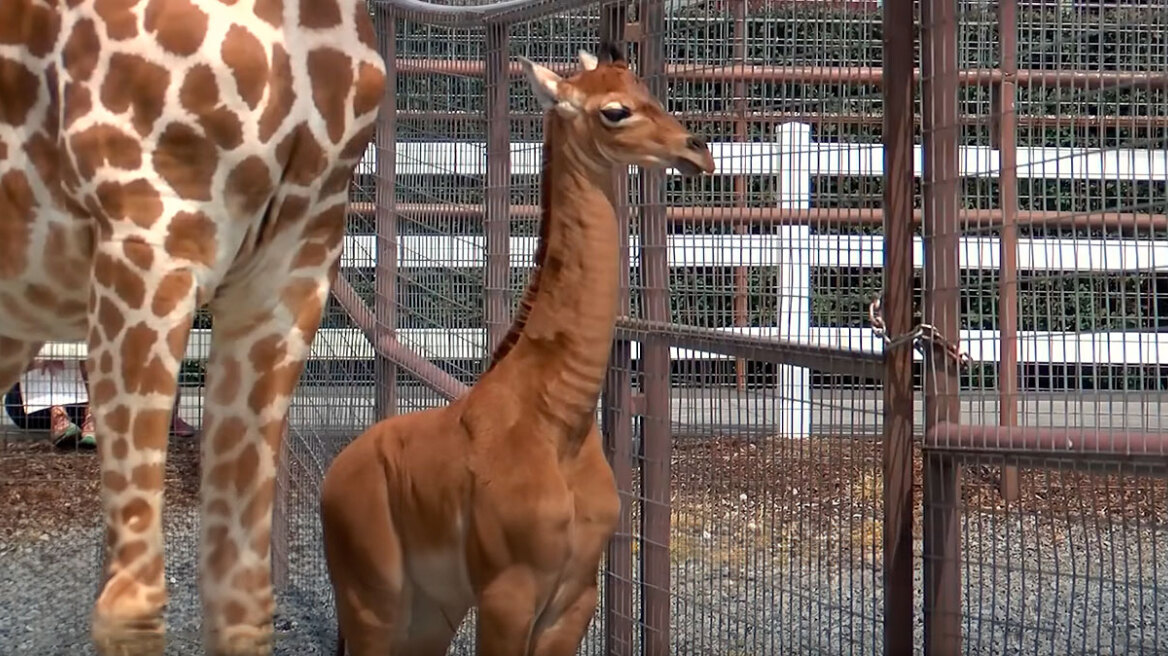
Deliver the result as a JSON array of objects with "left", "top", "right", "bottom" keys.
[
  {"left": 396, "top": 58, "right": 1168, "bottom": 89},
  {"left": 350, "top": 202, "right": 1168, "bottom": 230},
  {"left": 925, "top": 422, "right": 1168, "bottom": 471},
  {"left": 373, "top": 0, "right": 599, "bottom": 27},
  {"left": 614, "top": 317, "right": 885, "bottom": 379}
]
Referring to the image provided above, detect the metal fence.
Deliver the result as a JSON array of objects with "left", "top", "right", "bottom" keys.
[{"left": 2, "top": 0, "right": 1167, "bottom": 654}]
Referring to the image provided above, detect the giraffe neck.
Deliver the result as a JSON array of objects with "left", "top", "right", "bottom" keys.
[{"left": 483, "top": 114, "right": 620, "bottom": 439}]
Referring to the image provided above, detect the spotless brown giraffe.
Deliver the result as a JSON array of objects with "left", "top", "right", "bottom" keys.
[
  {"left": 319, "top": 46, "right": 716, "bottom": 656},
  {"left": 0, "top": 1, "right": 385, "bottom": 654}
]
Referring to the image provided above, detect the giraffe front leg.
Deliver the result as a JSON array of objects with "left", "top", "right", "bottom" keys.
[
  {"left": 87, "top": 239, "right": 198, "bottom": 656},
  {"left": 198, "top": 268, "right": 333, "bottom": 656},
  {"left": 0, "top": 336, "right": 45, "bottom": 397}
]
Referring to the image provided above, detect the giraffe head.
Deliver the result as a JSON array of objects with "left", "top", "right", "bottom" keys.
[{"left": 517, "top": 45, "right": 716, "bottom": 177}]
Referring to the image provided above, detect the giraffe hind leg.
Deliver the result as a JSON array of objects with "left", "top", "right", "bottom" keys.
[{"left": 0, "top": 337, "right": 44, "bottom": 394}]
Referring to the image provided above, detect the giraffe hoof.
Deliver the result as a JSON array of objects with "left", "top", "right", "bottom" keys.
[
  {"left": 92, "top": 611, "right": 166, "bottom": 656},
  {"left": 208, "top": 627, "right": 274, "bottom": 656}
]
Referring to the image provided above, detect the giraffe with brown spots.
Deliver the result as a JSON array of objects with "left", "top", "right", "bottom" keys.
[
  {"left": 319, "top": 47, "right": 716, "bottom": 656},
  {"left": 0, "top": 1, "right": 385, "bottom": 654}
]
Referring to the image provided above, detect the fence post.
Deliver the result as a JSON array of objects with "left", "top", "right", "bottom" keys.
[
  {"left": 484, "top": 22, "right": 512, "bottom": 359},
  {"left": 994, "top": 0, "right": 1021, "bottom": 503},
  {"left": 374, "top": 9, "right": 398, "bottom": 419},
  {"left": 638, "top": 0, "right": 672, "bottom": 652},
  {"left": 880, "top": 0, "right": 916, "bottom": 651},
  {"left": 921, "top": 0, "right": 963, "bottom": 653},
  {"left": 599, "top": 6, "right": 635, "bottom": 655},
  {"left": 775, "top": 122, "right": 811, "bottom": 439}
]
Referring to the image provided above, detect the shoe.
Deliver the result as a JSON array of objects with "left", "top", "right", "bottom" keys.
[
  {"left": 79, "top": 410, "right": 97, "bottom": 448},
  {"left": 50, "top": 405, "right": 82, "bottom": 449}
]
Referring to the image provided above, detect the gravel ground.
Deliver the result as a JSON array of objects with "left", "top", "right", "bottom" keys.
[{"left": 2, "top": 435, "right": 1166, "bottom": 655}]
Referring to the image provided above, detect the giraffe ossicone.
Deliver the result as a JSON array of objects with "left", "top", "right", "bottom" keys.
[{"left": 0, "top": 1, "right": 386, "bottom": 654}]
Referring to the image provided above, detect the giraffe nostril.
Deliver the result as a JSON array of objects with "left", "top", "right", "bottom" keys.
[{"left": 686, "top": 136, "right": 706, "bottom": 151}]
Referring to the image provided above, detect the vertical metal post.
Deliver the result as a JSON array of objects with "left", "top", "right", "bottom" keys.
[
  {"left": 880, "top": 0, "right": 915, "bottom": 651},
  {"left": 374, "top": 10, "right": 399, "bottom": 419},
  {"left": 921, "top": 0, "right": 963, "bottom": 653},
  {"left": 993, "top": 0, "right": 1020, "bottom": 503},
  {"left": 484, "top": 22, "right": 512, "bottom": 357},
  {"left": 599, "top": 6, "right": 635, "bottom": 655},
  {"left": 731, "top": 0, "right": 748, "bottom": 392},
  {"left": 638, "top": 0, "right": 671, "bottom": 653}
]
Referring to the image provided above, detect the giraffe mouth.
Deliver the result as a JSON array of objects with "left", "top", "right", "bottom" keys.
[{"left": 673, "top": 153, "right": 716, "bottom": 176}]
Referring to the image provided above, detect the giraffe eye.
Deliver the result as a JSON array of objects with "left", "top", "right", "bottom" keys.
[{"left": 599, "top": 105, "right": 632, "bottom": 125}]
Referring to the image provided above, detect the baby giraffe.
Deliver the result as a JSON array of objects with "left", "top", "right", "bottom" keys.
[{"left": 319, "top": 45, "right": 716, "bottom": 656}]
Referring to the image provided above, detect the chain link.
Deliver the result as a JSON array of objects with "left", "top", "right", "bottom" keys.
[{"left": 868, "top": 296, "right": 971, "bottom": 368}]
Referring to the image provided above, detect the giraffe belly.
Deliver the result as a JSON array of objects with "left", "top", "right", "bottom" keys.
[{"left": 0, "top": 208, "right": 94, "bottom": 344}]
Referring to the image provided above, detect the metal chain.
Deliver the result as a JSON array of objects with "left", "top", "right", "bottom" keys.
[{"left": 868, "top": 296, "right": 971, "bottom": 368}]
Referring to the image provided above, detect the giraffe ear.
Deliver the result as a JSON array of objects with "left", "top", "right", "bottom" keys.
[
  {"left": 517, "top": 55, "right": 563, "bottom": 110},
  {"left": 578, "top": 49, "right": 599, "bottom": 71}
]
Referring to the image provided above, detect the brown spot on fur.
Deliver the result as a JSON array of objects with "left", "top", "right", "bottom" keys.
[
  {"left": 275, "top": 124, "right": 327, "bottom": 187},
  {"left": 116, "top": 540, "right": 147, "bottom": 566},
  {"left": 0, "top": 1, "right": 59, "bottom": 56},
  {"left": 212, "top": 359, "right": 242, "bottom": 405},
  {"left": 155, "top": 123, "right": 218, "bottom": 201},
  {"left": 106, "top": 403, "right": 130, "bottom": 434},
  {"left": 99, "top": 352, "right": 114, "bottom": 374},
  {"left": 207, "top": 499, "right": 231, "bottom": 518},
  {"left": 71, "top": 125, "right": 143, "bottom": 178},
  {"left": 240, "top": 477, "right": 274, "bottom": 528},
  {"left": 97, "top": 295, "right": 125, "bottom": 340},
  {"left": 131, "top": 463, "right": 164, "bottom": 489},
  {"left": 166, "top": 319, "right": 189, "bottom": 361},
  {"left": 121, "top": 497, "right": 153, "bottom": 532},
  {"left": 119, "top": 322, "right": 157, "bottom": 388},
  {"left": 130, "top": 408, "right": 172, "bottom": 449},
  {"left": 211, "top": 416, "right": 246, "bottom": 455},
  {"left": 302, "top": 204, "right": 345, "bottom": 244},
  {"left": 221, "top": 24, "right": 268, "bottom": 110},
  {"left": 353, "top": 62, "right": 384, "bottom": 118},
  {"left": 140, "top": 554, "right": 164, "bottom": 585},
  {"left": 123, "top": 236, "right": 154, "bottom": 271},
  {"left": 258, "top": 44, "right": 294, "bottom": 143},
  {"left": 144, "top": 0, "right": 208, "bottom": 56},
  {"left": 93, "top": 251, "right": 147, "bottom": 309},
  {"left": 101, "top": 53, "right": 170, "bottom": 137},
  {"left": 94, "top": 0, "right": 139, "bottom": 39},
  {"left": 152, "top": 270, "right": 193, "bottom": 318},
  {"left": 0, "top": 171, "right": 35, "bottom": 278},
  {"left": 355, "top": 2, "right": 377, "bottom": 50},
  {"left": 95, "top": 179, "right": 164, "bottom": 229},
  {"left": 111, "top": 437, "right": 129, "bottom": 459},
  {"left": 254, "top": 0, "right": 282, "bottom": 26},
  {"left": 208, "top": 529, "right": 238, "bottom": 580},
  {"left": 248, "top": 335, "right": 287, "bottom": 372},
  {"left": 306, "top": 48, "right": 353, "bottom": 144},
  {"left": 226, "top": 156, "right": 274, "bottom": 216},
  {"left": 62, "top": 82, "right": 92, "bottom": 129},
  {"left": 292, "top": 242, "right": 329, "bottom": 270},
  {"left": 233, "top": 444, "right": 260, "bottom": 495},
  {"left": 250, "top": 526, "right": 271, "bottom": 559},
  {"left": 223, "top": 601, "right": 247, "bottom": 625},
  {"left": 248, "top": 363, "right": 301, "bottom": 415},
  {"left": 165, "top": 211, "right": 218, "bottom": 267},
  {"left": 320, "top": 166, "right": 354, "bottom": 198},
  {"left": 23, "top": 283, "right": 58, "bottom": 308},
  {"left": 281, "top": 279, "right": 324, "bottom": 336},
  {"left": 300, "top": 0, "right": 340, "bottom": 28},
  {"left": 180, "top": 65, "right": 244, "bottom": 149},
  {"left": 62, "top": 19, "right": 101, "bottom": 81},
  {"left": 91, "top": 380, "right": 117, "bottom": 406},
  {"left": 24, "top": 134, "right": 62, "bottom": 194},
  {"left": 0, "top": 58, "right": 38, "bottom": 126},
  {"left": 103, "top": 471, "right": 129, "bottom": 493}
]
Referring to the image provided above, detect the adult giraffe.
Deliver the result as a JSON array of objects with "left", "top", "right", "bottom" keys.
[{"left": 0, "top": 1, "right": 385, "bottom": 654}]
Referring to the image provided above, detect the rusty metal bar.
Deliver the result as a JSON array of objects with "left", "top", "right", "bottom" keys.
[
  {"left": 598, "top": 7, "right": 634, "bottom": 656},
  {"left": 393, "top": 109, "right": 1168, "bottom": 130},
  {"left": 613, "top": 319, "right": 885, "bottom": 379},
  {"left": 484, "top": 23, "right": 512, "bottom": 357},
  {"left": 920, "top": 0, "right": 963, "bottom": 653},
  {"left": 637, "top": 1, "right": 671, "bottom": 652},
  {"left": 732, "top": 0, "right": 748, "bottom": 392},
  {"left": 994, "top": 0, "right": 1020, "bottom": 503},
  {"left": 330, "top": 276, "right": 469, "bottom": 401},
  {"left": 374, "top": 14, "right": 399, "bottom": 420},
  {"left": 880, "top": 0, "right": 915, "bottom": 649},
  {"left": 396, "top": 58, "right": 1168, "bottom": 88},
  {"left": 925, "top": 423, "right": 1168, "bottom": 461},
  {"left": 350, "top": 202, "right": 1168, "bottom": 230}
]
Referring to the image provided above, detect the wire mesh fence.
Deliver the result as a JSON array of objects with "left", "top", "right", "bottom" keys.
[{"left": 2, "top": 0, "right": 1168, "bottom": 654}]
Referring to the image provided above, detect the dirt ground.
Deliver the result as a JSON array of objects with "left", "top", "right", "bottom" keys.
[
  {"left": 0, "top": 433, "right": 202, "bottom": 542},
  {"left": 2, "top": 430, "right": 1163, "bottom": 545}
]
